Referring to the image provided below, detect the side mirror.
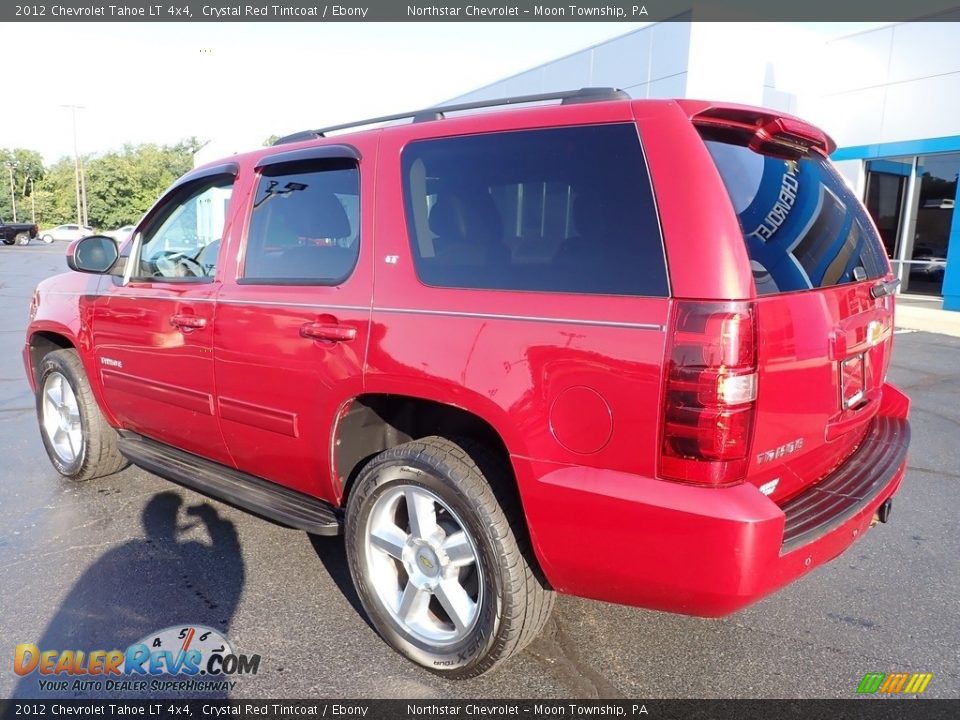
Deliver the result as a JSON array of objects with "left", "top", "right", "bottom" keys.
[{"left": 67, "top": 235, "right": 120, "bottom": 274}]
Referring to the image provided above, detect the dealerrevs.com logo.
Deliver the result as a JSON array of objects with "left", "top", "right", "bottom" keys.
[
  {"left": 14, "top": 625, "right": 260, "bottom": 693},
  {"left": 856, "top": 672, "right": 933, "bottom": 695}
]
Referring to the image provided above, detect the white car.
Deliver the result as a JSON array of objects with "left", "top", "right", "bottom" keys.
[
  {"left": 102, "top": 225, "right": 136, "bottom": 243},
  {"left": 40, "top": 224, "right": 95, "bottom": 244}
]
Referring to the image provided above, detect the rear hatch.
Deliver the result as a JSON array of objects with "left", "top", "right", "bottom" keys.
[{"left": 694, "top": 109, "right": 895, "bottom": 503}]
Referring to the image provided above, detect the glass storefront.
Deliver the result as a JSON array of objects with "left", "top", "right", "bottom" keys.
[{"left": 864, "top": 152, "right": 960, "bottom": 297}]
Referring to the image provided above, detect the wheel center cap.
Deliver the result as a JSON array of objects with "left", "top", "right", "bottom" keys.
[
  {"left": 416, "top": 547, "right": 439, "bottom": 576},
  {"left": 58, "top": 404, "right": 72, "bottom": 430},
  {"left": 404, "top": 539, "right": 445, "bottom": 589}
]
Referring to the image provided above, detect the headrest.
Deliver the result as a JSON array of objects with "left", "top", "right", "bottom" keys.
[
  {"left": 571, "top": 189, "right": 612, "bottom": 238},
  {"left": 429, "top": 190, "right": 502, "bottom": 243},
  {"left": 308, "top": 192, "right": 352, "bottom": 239},
  {"left": 280, "top": 192, "right": 351, "bottom": 240}
]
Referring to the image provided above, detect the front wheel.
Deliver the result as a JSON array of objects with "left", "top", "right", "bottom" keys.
[
  {"left": 345, "top": 436, "right": 553, "bottom": 678},
  {"left": 16, "top": 232, "right": 30, "bottom": 245},
  {"left": 42, "top": 234, "right": 54, "bottom": 244},
  {"left": 36, "top": 349, "right": 128, "bottom": 481}
]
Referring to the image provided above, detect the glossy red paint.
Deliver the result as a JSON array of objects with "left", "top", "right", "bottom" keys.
[
  {"left": 748, "top": 284, "right": 895, "bottom": 502},
  {"left": 23, "top": 97, "right": 911, "bottom": 618},
  {"left": 514, "top": 383, "right": 909, "bottom": 616},
  {"left": 23, "top": 272, "right": 119, "bottom": 423},
  {"left": 92, "top": 279, "right": 230, "bottom": 465},
  {"left": 211, "top": 133, "right": 379, "bottom": 499}
]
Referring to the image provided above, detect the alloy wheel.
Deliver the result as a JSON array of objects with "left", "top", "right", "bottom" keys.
[
  {"left": 40, "top": 371, "right": 84, "bottom": 464},
  {"left": 364, "top": 483, "right": 483, "bottom": 646}
]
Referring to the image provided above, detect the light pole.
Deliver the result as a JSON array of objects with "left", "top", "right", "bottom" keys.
[
  {"left": 5, "top": 162, "right": 17, "bottom": 223},
  {"left": 61, "top": 104, "right": 87, "bottom": 226},
  {"left": 27, "top": 177, "right": 35, "bottom": 223}
]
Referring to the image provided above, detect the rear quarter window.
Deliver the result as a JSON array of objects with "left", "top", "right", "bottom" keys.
[
  {"left": 401, "top": 123, "right": 667, "bottom": 297},
  {"left": 704, "top": 139, "right": 888, "bottom": 295}
]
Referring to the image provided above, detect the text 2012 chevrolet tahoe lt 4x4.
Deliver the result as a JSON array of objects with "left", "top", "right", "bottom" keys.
[{"left": 24, "top": 89, "right": 911, "bottom": 677}]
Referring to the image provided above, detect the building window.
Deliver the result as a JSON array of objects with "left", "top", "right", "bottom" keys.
[{"left": 864, "top": 152, "right": 958, "bottom": 297}]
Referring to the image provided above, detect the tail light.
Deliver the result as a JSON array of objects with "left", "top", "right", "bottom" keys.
[{"left": 660, "top": 300, "right": 758, "bottom": 487}]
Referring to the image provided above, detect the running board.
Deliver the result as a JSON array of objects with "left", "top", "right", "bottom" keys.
[{"left": 117, "top": 433, "right": 342, "bottom": 535}]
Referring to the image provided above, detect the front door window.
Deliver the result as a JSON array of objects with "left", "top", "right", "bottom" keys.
[{"left": 134, "top": 177, "right": 234, "bottom": 281}]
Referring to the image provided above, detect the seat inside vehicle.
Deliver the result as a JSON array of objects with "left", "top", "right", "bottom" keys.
[{"left": 247, "top": 190, "right": 357, "bottom": 283}]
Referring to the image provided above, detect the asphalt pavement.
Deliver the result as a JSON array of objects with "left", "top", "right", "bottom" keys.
[{"left": 1, "top": 243, "right": 957, "bottom": 699}]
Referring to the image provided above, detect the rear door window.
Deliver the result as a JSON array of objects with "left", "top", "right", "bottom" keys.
[
  {"left": 401, "top": 124, "right": 667, "bottom": 297},
  {"left": 703, "top": 139, "right": 888, "bottom": 294},
  {"left": 242, "top": 160, "right": 360, "bottom": 285}
]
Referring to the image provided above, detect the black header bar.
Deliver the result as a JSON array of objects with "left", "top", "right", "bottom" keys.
[{"left": 5, "top": 0, "right": 960, "bottom": 23}]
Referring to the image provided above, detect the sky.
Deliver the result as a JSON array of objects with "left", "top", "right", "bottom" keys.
[
  {"left": 8, "top": 22, "right": 652, "bottom": 163},
  {"left": 7, "top": 21, "right": 879, "bottom": 164}
]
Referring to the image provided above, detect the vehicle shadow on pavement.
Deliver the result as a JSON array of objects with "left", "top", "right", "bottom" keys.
[
  {"left": 307, "top": 534, "right": 375, "bottom": 632},
  {"left": 12, "top": 491, "right": 245, "bottom": 699}
]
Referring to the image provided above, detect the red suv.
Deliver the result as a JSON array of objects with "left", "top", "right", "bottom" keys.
[{"left": 24, "top": 89, "right": 911, "bottom": 678}]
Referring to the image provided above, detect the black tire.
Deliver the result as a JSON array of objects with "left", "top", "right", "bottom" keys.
[
  {"left": 42, "top": 234, "right": 54, "bottom": 244},
  {"left": 345, "top": 436, "right": 553, "bottom": 678},
  {"left": 35, "top": 349, "right": 128, "bottom": 481},
  {"left": 1, "top": 237, "right": 13, "bottom": 246},
  {"left": 16, "top": 232, "right": 30, "bottom": 245}
]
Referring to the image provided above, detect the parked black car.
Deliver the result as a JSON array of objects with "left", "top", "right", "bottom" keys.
[{"left": 0, "top": 219, "right": 39, "bottom": 245}]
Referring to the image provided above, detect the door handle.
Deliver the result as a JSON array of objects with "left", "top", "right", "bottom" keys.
[
  {"left": 170, "top": 313, "right": 207, "bottom": 331},
  {"left": 870, "top": 278, "right": 901, "bottom": 299},
  {"left": 300, "top": 322, "right": 357, "bottom": 343}
]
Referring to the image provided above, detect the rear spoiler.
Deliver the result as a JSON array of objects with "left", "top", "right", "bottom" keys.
[{"left": 680, "top": 102, "right": 836, "bottom": 159}]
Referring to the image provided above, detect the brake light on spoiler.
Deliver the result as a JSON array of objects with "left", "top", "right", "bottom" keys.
[{"left": 690, "top": 105, "right": 836, "bottom": 159}]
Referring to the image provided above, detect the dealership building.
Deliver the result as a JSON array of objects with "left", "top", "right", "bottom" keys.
[{"left": 448, "top": 20, "right": 960, "bottom": 310}]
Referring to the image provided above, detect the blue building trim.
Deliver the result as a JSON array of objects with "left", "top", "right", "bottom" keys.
[
  {"left": 943, "top": 178, "right": 960, "bottom": 312},
  {"left": 832, "top": 135, "right": 960, "bottom": 162}
]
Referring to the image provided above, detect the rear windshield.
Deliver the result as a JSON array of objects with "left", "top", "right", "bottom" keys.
[
  {"left": 401, "top": 124, "right": 667, "bottom": 297},
  {"left": 703, "top": 139, "right": 888, "bottom": 295}
]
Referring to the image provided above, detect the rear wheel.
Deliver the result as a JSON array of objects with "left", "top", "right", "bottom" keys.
[
  {"left": 16, "top": 232, "right": 30, "bottom": 245},
  {"left": 1, "top": 237, "right": 13, "bottom": 246},
  {"left": 345, "top": 436, "right": 553, "bottom": 678},
  {"left": 36, "top": 349, "right": 127, "bottom": 481}
]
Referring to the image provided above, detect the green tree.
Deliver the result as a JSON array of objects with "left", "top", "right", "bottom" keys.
[
  {"left": 0, "top": 148, "right": 45, "bottom": 223},
  {"left": 32, "top": 158, "right": 79, "bottom": 227},
  {"left": 83, "top": 140, "right": 198, "bottom": 230},
  {"left": 3, "top": 139, "right": 199, "bottom": 230}
]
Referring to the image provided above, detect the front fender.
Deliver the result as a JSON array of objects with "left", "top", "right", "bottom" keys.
[{"left": 25, "top": 274, "right": 119, "bottom": 427}]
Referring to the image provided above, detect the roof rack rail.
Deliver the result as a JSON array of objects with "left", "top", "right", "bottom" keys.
[{"left": 272, "top": 87, "right": 630, "bottom": 146}]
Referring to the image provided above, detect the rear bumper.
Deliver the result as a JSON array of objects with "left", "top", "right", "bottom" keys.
[
  {"left": 514, "top": 383, "right": 911, "bottom": 617},
  {"left": 781, "top": 414, "right": 909, "bottom": 553}
]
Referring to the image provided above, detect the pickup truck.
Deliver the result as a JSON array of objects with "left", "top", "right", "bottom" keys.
[{"left": 1, "top": 219, "right": 39, "bottom": 245}]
